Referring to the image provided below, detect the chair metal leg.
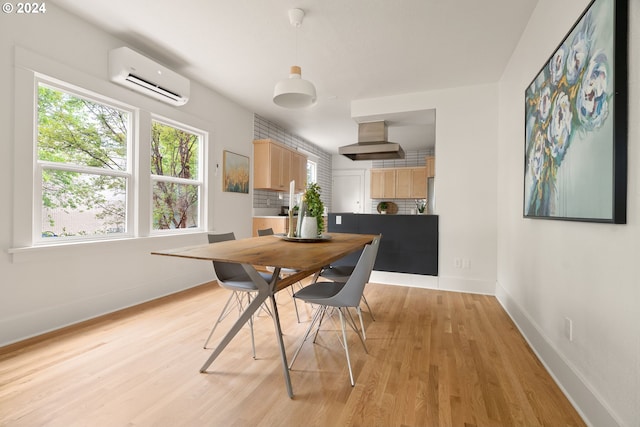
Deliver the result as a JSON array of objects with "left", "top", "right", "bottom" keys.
[
  {"left": 312, "top": 305, "right": 328, "bottom": 343},
  {"left": 361, "top": 294, "right": 375, "bottom": 321},
  {"left": 338, "top": 308, "right": 355, "bottom": 386},
  {"left": 356, "top": 306, "right": 366, "bottom": 340},
  {"left": 345, "top": 308, "right": 368, "bottom": 354},
  {"left": 289, "top": 305, "right": 324, "bottom": 369},
  {"left": 287, "top": 284, "right": 302, "bottom": 323}
]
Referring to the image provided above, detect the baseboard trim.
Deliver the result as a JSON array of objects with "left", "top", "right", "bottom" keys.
[
  {"left": 495, "top": 281, "right": 621, "bottom": 427},
  {"left": 369, "top": 271, "right": 495, "bottom": 295},
  {"left": 0, "top": 280, "right": 211, "bottom": 348},
  {"left": 369, "top": 270, "right": 439, "bottom": 289}
]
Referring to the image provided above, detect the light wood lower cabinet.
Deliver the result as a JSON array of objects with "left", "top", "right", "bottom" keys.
[
  {"left": 252, "top": 216, "right": 327, "bottom": 236},
  {"left": 253, "top": 217, "right": 291, "bottom": 236}
]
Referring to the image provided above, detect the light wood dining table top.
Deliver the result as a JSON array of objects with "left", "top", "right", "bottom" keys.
[{"left": 152, "top": 232, "right": 376, "bottom": 291}]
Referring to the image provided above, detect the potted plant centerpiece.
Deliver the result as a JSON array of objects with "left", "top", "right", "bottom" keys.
[{"left": 298, "top": 182, "right": 324, "bottom": 238}]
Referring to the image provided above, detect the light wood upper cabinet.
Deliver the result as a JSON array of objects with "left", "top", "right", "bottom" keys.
[
  {"left": 371, "top": 169, "right": 396, "bottom": 199},
  {"left": 371, "top": 167, "right": 427, "bottom": 199},
  {"left": 290, "top": 152, "right": 307, "bottom": 192},
  {"left": 253, "top": 139, "right": 307, "bottom": 192},
  {"left": 395, "top": 168, "right": 413, "bottom": 199},
  {"left": 426, "top": 156, "right": 435, "bottom": 178},
  {"left": 410, "top": 167, "right": 427, "bottom": 198}
]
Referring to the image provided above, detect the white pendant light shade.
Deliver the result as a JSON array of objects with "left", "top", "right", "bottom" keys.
[{"left": 273, "top": 65, "right": 317, "bottom": 108}]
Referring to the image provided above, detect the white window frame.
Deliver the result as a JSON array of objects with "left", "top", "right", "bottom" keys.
[
  {"left": 149, "top": 116, "right": 205, "bottom": 234},
  {"left": 34, "top": 78, "right": 136, "bottom": 244}
]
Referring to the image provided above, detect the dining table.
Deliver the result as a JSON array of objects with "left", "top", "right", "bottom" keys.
[{"left": 151, "top": 231, "right": 376, "bottom": 398}]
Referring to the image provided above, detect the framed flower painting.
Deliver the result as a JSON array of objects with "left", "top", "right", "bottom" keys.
[{"left": 523, "top": 0, "right": 627, "bottom": 223}]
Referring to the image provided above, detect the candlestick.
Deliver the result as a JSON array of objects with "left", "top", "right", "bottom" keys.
[{"left": 289, "top": 180, "right": 295, "bottom": 210}]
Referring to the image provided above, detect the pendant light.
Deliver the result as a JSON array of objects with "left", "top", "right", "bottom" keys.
[{"left": 273, "top": 8, "right": 317, "bottom": 108}]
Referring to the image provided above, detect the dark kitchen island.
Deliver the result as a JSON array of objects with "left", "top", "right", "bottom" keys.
[{"left": 328, "top": 213, "right": 438, "bottom": 276}]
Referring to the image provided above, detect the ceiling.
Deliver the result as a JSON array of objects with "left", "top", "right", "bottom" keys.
[{"left": 51, "top": 0, "right": 539, "bottom": 155}]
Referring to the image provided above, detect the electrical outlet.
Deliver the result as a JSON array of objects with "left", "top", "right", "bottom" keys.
[
  {"left": 336, "top": 215, "right": 342, "bottom": 225},
  {"left": 462, "top": 258, "right": 470, "bottom": 269},
  {"left": 564, "top": 317, "right": 573, "bottom": 342},
  {"left": 454, "top": 258, "right": 462, "bottom": 268},
  {"left": 266, "top": 198, "right": 271, "bottom": 206}
]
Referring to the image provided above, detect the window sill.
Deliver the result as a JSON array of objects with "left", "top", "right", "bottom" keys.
[{"left": 7, "top": 231, "right": 208, "bottom": 264}]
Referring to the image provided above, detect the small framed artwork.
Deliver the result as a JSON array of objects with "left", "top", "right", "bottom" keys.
[
  {"left": 223, "top": 150, "right": 249, "bottom": 194},
  {"left": 523, "top": 0, "right": 627, "bottom": 223}
]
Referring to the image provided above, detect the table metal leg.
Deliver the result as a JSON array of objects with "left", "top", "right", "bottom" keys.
[
  {"left": 199, "top": 289, "right": 268, "bottom": 372},
  {"left": 269, "top": 292, "right": 294, "bottom": 398},
  {"left": 200, "top": 264, "right": 295, "bottom": 398}
]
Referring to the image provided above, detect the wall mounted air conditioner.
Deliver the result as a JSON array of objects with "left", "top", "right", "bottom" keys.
[{"left": 108, "top": 47, "right": 190, "bottom": 106}]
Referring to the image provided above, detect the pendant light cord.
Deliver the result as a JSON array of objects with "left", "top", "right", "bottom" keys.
[{"left": 295, "top": 24, "right": 299, "bottom": 66}]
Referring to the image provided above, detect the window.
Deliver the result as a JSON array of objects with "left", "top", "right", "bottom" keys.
[
  {"left": 36, "top": 82, "right": 132, "bottom": 241},
  {"left": 307, "top": 159, "right": 317, "bottom": 184},
  {"left": 150, "top": 120, "right": 202, "bottom": 230},
  {"left": 30, "top": 77, "right": 207, "bottom": 245}
]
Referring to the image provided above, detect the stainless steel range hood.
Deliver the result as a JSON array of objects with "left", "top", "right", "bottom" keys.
[{"left": 339, "top": 121, "right": 405, "bottom": 161}]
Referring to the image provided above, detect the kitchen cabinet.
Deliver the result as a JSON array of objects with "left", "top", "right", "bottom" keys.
[
  {"left": 411, "top": 167, "right": 427, "bottom": 198},
  {"left": 371, "top": 169, "right": 396, "bottom": 199},
  {"left": 371, "top": 167, "right": 426, "bottom": 199},
  {"left": 290, "top": 151, "right": 307, "bottom": 192},
  {"left": 253, "top": 139, "right": 307, "bottom": 192},
  {"left": 252, "top": 216, "right": 297, "bottom": 236},
  {"left": 426, "top": 156, "right": 435, "bottom": 178},
  {"left": 252, "top": 216, "right": 326, "bottom": 236}
]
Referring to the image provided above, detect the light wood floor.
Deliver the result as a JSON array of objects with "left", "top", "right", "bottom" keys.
[{"left": 0, "top": 282, "right": 585, "bottom": 427}]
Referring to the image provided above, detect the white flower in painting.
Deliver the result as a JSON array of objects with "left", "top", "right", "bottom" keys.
[
  {"left": 577, "top": 52, "right": 609, "bottom": 131},
  {"left": 549, "top": 47, "right": 566, "bottom": 84},
  {"left": 566, "top": 29, "right": 590, "bottom": 84},
  {"left": 538, "top": 86, "right": 551, "bottom": 122},
  {"left": 547, "top": 91, "right": 572, "bottom": 163}
]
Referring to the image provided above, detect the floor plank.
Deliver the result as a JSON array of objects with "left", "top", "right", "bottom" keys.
[{"left": 0, "top": 282, "right": 585, "bottom": 427}]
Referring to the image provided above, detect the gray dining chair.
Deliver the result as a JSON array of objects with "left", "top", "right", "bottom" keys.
[
  {"left": 313, "top": 237, "right": 380, "bottom": 338},
  {"left": 289, "top": 235, "right": 381, "bottom": 386},
  {"left": 257, "top": 227, "right": 303, "bottom": 322},
  {"left": 205, "top": 232, "right": 275, "bottom": 358}
]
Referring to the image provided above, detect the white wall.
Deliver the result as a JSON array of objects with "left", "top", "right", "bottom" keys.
[
  {"left": 0, "top": 4, "right": 254, "bottom": 345},
  {"left": 352, "top": 84, "right": 499, "bottom": 295},
  {"left": 497, "top": 0, "right": 639, "bottom": 426}
]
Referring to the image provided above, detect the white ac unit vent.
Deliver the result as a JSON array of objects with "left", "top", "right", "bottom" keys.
[{"left": 108, "top": 47, "right": 190, "bottom": 106}]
